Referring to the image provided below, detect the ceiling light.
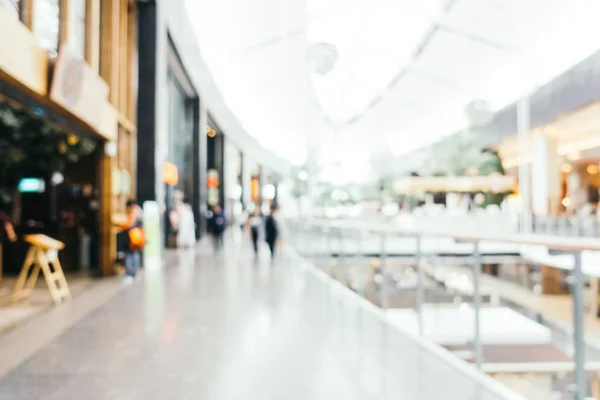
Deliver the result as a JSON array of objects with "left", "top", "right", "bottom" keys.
[
  {"left": 298, "top": 170, "right": 308, "bottom": 181},
  {"left": 306, "top": 42, "right": 338, "bottom": 75},
  {"left": 465, "top": 100, "right": 493, "bottom": 128},
  {"left": 51, "top": 172, "right": 64, "bottom": 185},
  {"left": 587, "top": 165, "right": 598, "bottom": 175}
]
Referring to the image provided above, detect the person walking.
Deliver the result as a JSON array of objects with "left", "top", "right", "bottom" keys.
[
  {"left": 0, "top": 207, "right": 17, "bottom": 244},
  {"left": 119, "top": 199, "right": 144, "bottom": 281},
  {"left": 264, "top": 204, "right": 280, "bottom": 260},
  {"left": 210, "top": 204, "right": 226, "bottom": 252},
  {"left": 177, "top": 199, "right": 196, "bottom": 248},
  {"left": 247, "top": 208, "right": 262, "bottom": 255}
]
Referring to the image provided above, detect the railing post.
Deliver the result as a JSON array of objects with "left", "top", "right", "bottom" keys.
[
  {"left": 380, "top": 232, "right": 387, "bottom": 309},
  {"left": 472, "top": 240, "right": 483, "bottom": 370},
  {"left": 572, "top": 251, "right": 587, "bottom": 400},
  {"left": 326, "top": 226, "right": 333, "bottom": 276},
  {"left": 416, "top": 235, "right": 424, "bottom": 337},
  {"left": 357, "top": 228, "right": 365, "bottom": 297}
]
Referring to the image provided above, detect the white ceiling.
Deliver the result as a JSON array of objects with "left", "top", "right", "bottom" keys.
[{"left": 187, "top": 0, "right": 600, "bottom": 182}]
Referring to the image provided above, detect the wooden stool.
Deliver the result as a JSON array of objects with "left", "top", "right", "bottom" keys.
[{"left": 12, "top": 234, "right": 72, "bottom": 304}]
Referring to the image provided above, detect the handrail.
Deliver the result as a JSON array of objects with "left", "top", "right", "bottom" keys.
[
  {"left": 296, "top": 250, "right": 529, "bottom": 400},
  {"left": 293, "top": 219, "right": 595, "bottom": 400},
  {"left": 305, "top": 219, "right": 600, "bottom": 252}
]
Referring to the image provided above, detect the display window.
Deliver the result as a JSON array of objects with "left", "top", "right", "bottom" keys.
[
  {"left": 0, "top": 101, "right": 101, "bottom": 275},
  {"left": 34, "top": 0, "right": 60, "bottom": 56},
  {"left": 69, "top": 0, "right": 86, "bottom": 58}
]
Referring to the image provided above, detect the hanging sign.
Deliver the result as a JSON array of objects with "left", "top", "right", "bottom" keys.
[
  {"left": 207, "top": 169, "right": 220, "bottom": 206},
  {"left": 207, "top": 169, "right": 219, "bottom": 188},
  {"left": 251, "top": 177, "right": 260, "bottom": 203},
  {"left": 208, "top": 188, "right": 219, "bottom": 206},
  {"left": 162, "top": 162, "right": 179, "bottom": 186}
]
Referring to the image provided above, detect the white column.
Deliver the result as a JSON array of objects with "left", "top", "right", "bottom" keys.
[
  {"left": 240, "top": 154, "right": 251, "bottom": 208},
  {"left": 518, "top": 96, "right": 532, "bottom": 232},
  {"left": 531, "top": 135, "right": 560, "bottom": 217}
]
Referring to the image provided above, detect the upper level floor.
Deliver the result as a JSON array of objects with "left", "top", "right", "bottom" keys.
[{"left": 0, "top": 0, "right": 137, "bottom": 140}]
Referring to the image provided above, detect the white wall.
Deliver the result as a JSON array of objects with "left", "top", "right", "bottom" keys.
[{"left": 157, "top": 0, "right": 291, "bottom": 178}]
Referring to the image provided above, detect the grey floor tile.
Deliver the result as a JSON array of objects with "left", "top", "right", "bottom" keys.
[{"left": 0, "top": 235, "right": 513, "bottom": 400}]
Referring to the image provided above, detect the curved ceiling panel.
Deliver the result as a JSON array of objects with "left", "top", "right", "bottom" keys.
[{"left": 187, "top": 0, "right": 600, "bottom": 181}]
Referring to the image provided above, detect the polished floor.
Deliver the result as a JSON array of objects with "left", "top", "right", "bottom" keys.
[
  {"left": 0, "top": 234, "right": 520, "bottom": 400},
  {"left": 0, "top": 274, "right": 97, "bottom": 335}
]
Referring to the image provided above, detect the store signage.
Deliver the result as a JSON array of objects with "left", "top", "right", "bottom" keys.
[
  {"left": 162, "top": 162, "right": 178, "bottom": 186},
  {"left": 50, "top": 49, "right": 116, "bottom": 141},
  {"left": 61, "top": 57, "right": 85, "bottom": 107},
  {"left": 394, "top": 175, "right": 516, "bottom": 194},
  {"left": 207, "top": 169, "right": 219, "bottom": 206},
  {"left": 207, "top": 188, "right": 219, "bottom": 206},
  {"left": 18, "top": 178, "right": 45, "bottom": 193},
  {"left": 251, "top": 177, "right": 260, "bottom": 202},
  {"left": 207, "top": 169, "right": 219, "bottom": 188}
]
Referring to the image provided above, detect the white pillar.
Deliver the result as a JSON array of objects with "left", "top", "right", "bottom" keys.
[
  {"left": 531, "top": 135, "right": 560, "bottom": 217},
  {"left": 567, "top": 167, "right": 589, "bottom": 213},
  {"left": 518, "top": 96, "right": 532, "bottom": 232}
]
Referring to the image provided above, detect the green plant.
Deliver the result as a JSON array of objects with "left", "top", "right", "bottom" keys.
[{"left": 478, "top": 151, "right": 508, "bottom": 207}]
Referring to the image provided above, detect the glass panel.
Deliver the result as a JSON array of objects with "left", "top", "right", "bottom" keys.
[
  {"left": 69, "top": 0, "right": 86, "bottom": 58},
  {"left": 0, "top": 0, "right": 20, "bottom": 20},
  {"left": 34, "top": 0, "right": 59, "bottom": 57},
  {"left": 167, "top": 69, "right": 193, "bottom": 200}
]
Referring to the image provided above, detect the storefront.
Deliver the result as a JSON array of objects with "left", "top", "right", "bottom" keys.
[
  {"left": 0, "top": 0, "right": 138, "bottom": 277},
  {"left": 206, "top": 117, "right": 224, "bottom": 214},
  {"left": 137, "top": 2, "right": 204, "bottom": 244}
]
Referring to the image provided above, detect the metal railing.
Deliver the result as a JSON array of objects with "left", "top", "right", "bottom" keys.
[
  {"left": 530, "top": 216, "right": 600, "bottom": 238},
  {"left": 289, "top": 219, "right": 600, "bottom": 400}
]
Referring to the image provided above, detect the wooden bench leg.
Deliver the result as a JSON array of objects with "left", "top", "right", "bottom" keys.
[
  {"left": 12, "top": 247, "right": 37, "bottom": 301},
  {"left": 38, "top": 253, "right": 63, "bottom": 304},
  {"left": 51, "top": 258, "right": 71, "bottom": 301}
]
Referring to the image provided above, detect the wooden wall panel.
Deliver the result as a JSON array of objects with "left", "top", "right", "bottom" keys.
[
  {"left": 95, "top": 0, "right": 137, "bottom": 275},
  {"left": 99, "top": 146, "right": 116, "bottom": 276},
  {"left": 126, "top": 3, "right": 137, "bottom": 123},
  {"left": 99, "top": 0, "right": 119, "bottom": 105},
  {"left": 118, "top": 0, "right": 127, "bottom": 114},
  {"left": 85, "top": 0, "right": 100, "bottom": 72},
  {"left": 58, "top": 0, "right": 70, "bottom": 49}
]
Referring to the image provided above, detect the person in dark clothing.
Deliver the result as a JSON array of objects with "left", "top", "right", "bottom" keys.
[
  {"left": 0, "top": 209, "right": 16, "bottom": 244},
  {"left": 210, "top": 204, "right": 226, "bottom": 252},
  {"left": 264, "top": 204, "right": 280, "bottom": 259},
  {"left": 0, "top": 207, "right": 17, "bottom": 276},
  {"left": 247, "top": 208, "right": 262, "bottom": 255}
]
